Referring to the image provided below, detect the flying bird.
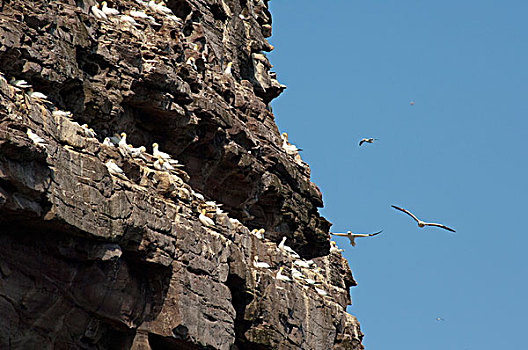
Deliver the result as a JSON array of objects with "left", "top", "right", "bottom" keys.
[
  {"left": 391, "top": 205, "right": 455, "bottom": 232},
  {"left": 359, "top": 138, "right": 378, "bottom": 146},
  {"left": 330, "top": 230, "right": 383, "bottom": 246}
]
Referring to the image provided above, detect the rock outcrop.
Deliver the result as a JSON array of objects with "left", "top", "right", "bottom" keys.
[{"left": 0, "top": 1, "right": 364, "bottom": 349}]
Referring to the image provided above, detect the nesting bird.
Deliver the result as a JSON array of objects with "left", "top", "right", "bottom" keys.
[
  {"left": 101, "top": 1, "right": 120, "bottom": 16},
  {"left": 90, "top": 3, "right": 107, "bottom": 20},
  {"left": 280, "top": 132, "right": 302, "bottom": 155},
  {"left": 331, "top": 230, "right": 383, "bottom": 247},
  {"left": 277, "top": 237, "right": 300, "bottom": 259},
  {"left": 105, "top": 160, "right": 128, "bottom": 180},
  {"left": 9, "top": 77, "right": 31, "bottom": 89},
  {"left": 81, "top": 124, "right": 97, "bottom": 138},
  {"left": 359, "top": 138, "right": 378, "bottom": 146},
  {"left": 198, "top": 209, "right": 215, "bottom": 227},
  {"left": 253, "top": 256, "right": 270, "bottom": 269},
  {"left": 224, "top": 62, "right": 233, "bottom": 76},
  {"left": 27, "top": 128, "right": 47, "bottom": 148},
  {"left": 27, "top": 88, "right": 49, "bottom": 102},
  {"left": 391, "top": 205, "right": 456, "bottom": 232},
  {"left": 275, "top": 267, "right": 292, "bottom": 282}
]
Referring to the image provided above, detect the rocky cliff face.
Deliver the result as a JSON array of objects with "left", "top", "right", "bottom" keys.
[{"left": 0, "top": 1, "right": 364, "bottom": 349}]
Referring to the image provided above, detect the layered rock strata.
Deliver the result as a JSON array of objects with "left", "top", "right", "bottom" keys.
[{"left": 0, "top": 0, "right": 364, "bottom": 349}]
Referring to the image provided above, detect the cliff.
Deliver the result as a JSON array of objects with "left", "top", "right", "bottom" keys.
[{"left": 0, "top": 1, "right": 364, "bottom": 349}]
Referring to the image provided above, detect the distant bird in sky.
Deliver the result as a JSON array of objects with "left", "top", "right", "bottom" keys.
[
  {"left": 330, "top": 230, "right": 383, "bottom": 246},
  {"left": 359, "top": 138, "right": 378, "bottom": 146},
  {"left": 435, "top": 317, "right": 445, "bottom": 321},
  {"left": 391, "top": 205, "right": 456, "bottom": 232},
  {"left": 410, "top": 101, "right": 415, "bottom": 106}
]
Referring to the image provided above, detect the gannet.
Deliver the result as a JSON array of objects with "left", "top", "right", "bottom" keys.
[
  {"left": 128, "top": 145, "right": 146, "bottom": 158},
  {"left": 152, "top": 143, "right": 181, "bottom": 165},
  {"left": 130, "top": 8, "right": 148, "bottom": 18},
  {"left": 118, "top": 132, "right": 128, "bottom": 151},
  {"left": 186, "top": 57, "right": 197, "bottom": 70},
  {"left": 27, "top": 88, "right": 49, "bottom": 101},
  {"left": 391, "top": 205, "right": 456, "bottom": 232},
  {"left": 275, "top": 267, "right": 291, "bottom": 282},
  {"left": 101, "top": 1, "right": 120, "bottom": 16},
  {"left": 331, "top": 230, "right": 383, "bottom": 247},
  {"left": 90, "top": 3, "right": 108, "bottom": 20},
  {"left": 277, "top": 237, "right": 300, "bottom": 259},
  {"left": 359, "top": 138, "right": 378, "bottom": 146},
  {"left": 293, "top": 260, "right": 311, "bottom": 269},
  {"left": 81, "top": 124, "right": 97, "bottom": 138},
  {"left": 120, "top": 15, "right": 139, "bottom": 26},
  {"left": 105, "top": 160, "right": 127, "bottom": 179},
  {"left": 9, "top": 77, "right": 31, "bottom": 89},
  {"left": 330, "top": 241, "right": 344, "bottom": 253},
  {"left": 291, "top": 267, "right": 304, "bottom": 280},
  {"left": 27, "top": 128, "right": 47, "bottom": 148},
  {"left": 280, "top": 132, "right": 302, "bottom": 155},
  {"left": 304, "top": 278, "right": 316, "bottom": 285},
  {"left": 103, "top": 137, "right": 114, "bottom": 147},
  {"left": 253, "top": 256, "right": 270, "bottom": 269},
  {"left": 254, "top": 228, "right": 265, "bottom": 239},
  {"left": 224, "top": 62, "right": 233, "bottom": 76},
  {"left": 154, "top": 155, "right": 174, "bottom": 171},
  {"left": 52, "top": 108, "right": 72, "bottom": 118},
  {"left": 315, "top": 287, "right": 328, "bottom": 296},
  {"left": 155, "top": 1, "right": 173, "bottom": 15},
  {"left": 198, "top": 209, "right": 215, "bottom": 227},
  {"left": 435, "top": 317, "right": 445, "bottom": 321}
]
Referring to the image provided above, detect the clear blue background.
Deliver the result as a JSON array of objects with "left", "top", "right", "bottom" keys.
[{"left": 267, "top": 1, "right": 528, "bottom": 349}]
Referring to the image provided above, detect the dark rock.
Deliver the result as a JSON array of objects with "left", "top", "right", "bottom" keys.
[{"left": 0, "top": 1, "right": 364, "bottom": 349}]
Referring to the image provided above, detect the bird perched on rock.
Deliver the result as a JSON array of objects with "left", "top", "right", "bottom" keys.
[
  {"left": 90, "top": 3, "right": 108, "bottom": 20},
  {"left": 103, "top": 137, "right": 114, "bottom": 147},
  {"left": 101, "top": 1, "right": 120, "bottom": 16},
  {"left": 152, "top": 143, "right": 182, "bottom": 166},
  {"left": 277, "top": 237, "right": 300, "bottom": 259},
  {"left": 105, "top": 160, "right": 128, "bottom": 180},
  {"left": 26, "top": 88, "right": 50, "bottom": 102},
  {"left": 52, "top": 108, "right": 72, "bottom": 118},
  {"left": 186, "top": 57, "right": 197, "bottom": 70},
  {"left": 331, "top": 230, "right": 383, "bottom": 247},
  {"left": 27, "top": 128, "right": 47, "bottom": 148},
  {"left": 81, "top": 124, "right": 97, "bottom": 138},
  {"left": 275, "top": 267, "right": 291, "bottom": 282},
  {"left": 359, "top": 138, "right": 378, "bottom": 146},
  {"left": 253, "top": 256, "right": 270, "bottom": 269},
  {"left": 391, "top": 205, "right": 456, "bottom": 232},
  {"left": 224, "top": 62, "right": 233, "bottom": 76},
  {"left": 280, "top": 132, "right": 302, "bottom": 155},
  {"left": 9, "top": 77, "right": 31, "bottom": 89},
  {"left": 154, "top": 155, "right": 174, "bottom": 171},
  {"left": 198, "top": 209, "right": 215, "bottom": 227}
]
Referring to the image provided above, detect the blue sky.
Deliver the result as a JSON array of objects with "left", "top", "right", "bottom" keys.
[{"left": 267, "top": 1, "right": 528, "bottom": 349}]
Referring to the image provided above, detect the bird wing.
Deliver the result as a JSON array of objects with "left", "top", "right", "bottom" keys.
[
  {"left": 359, "top": 139, "right": 365, "bottom": 146},
  {"left": 353, "top": 230, "right": 383, "bottom": 237},
  {"left": 391, "top": 205, "right": 420, "bottom": 223},
  {"left": 330, "top": 232, "right": 352, "bottom": 237},
  {"left": 424, "top": 222, "right": 456, "bottom": 232}
]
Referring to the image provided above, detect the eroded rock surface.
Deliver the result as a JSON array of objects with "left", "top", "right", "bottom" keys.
[{"left": 0, "top": 1, "right": 364, "bottom": 349}]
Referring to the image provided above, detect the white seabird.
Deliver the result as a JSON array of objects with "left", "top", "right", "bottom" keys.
[
  {"left": 120, "top": 15, "right": 139, "bottom": 26},
  {"left": 330, "top": 241, "right": 343, "bottom": 253},
  {"left": 224, "top": 62, "right": 233, "bottom": 76},
  {"left": 277, "top": 237, "right": 300, "bottom": 259},
  {"left": 275, "top": 267, "right": 291, "bottom": 282},
  {"left": 359, "top": 138, "right": 378, "bottom": 146},
  {"left": 198, "top": 209, "right": 215, "bottom": 227},
  {"left": 291, "top": 267, "right": 304, "bottom": 280},
  {"left": 280, "top": 132, "right": 302, "bottom": 155},
  {"left": 27, "top": 88, "right": 49, "bottom": 102},
  {"left": 130, "top": 8, "right": 149, "bottom": 19},
  {"left": 9, "top": 77, "right": 31, "bottom": 89},
  {"left": 52, "top": 108, "right": 72, "bottom": 118},
  {"left": 314, "top": 287, "right": 328, "bottom": 296},
  {"left": 118, "top": 132, "right": 128, "bottom": 152},
  {"left": 105, "top": 160, "right": 128, "bottom": 180},
  {"left": 128, "top": 145, "right": 146, "bottom": 159},
  {"left": 154, "top": 155, "right": 174, "bottom": 171},
  {"left": 27, "top": 128, "right": 47, "bottom": 148},
  {"left": 101, "top": 1, "right": 120, "bottom": 16},
  {"left": 331, "top": 230, "right": 383, "bottom": 247},
  {"left": 152, "top": 143, "right": 182, "bottom": 166},
  {"left": 186, "top": 57, "right": 197, "bottom": 70},
  {"left": 253, "top": 256, "right": 270, "bottom": 269},
  {"left": 154, "top": 1, "right": 173, "bottom": 15},
  {"left": 103, "top": 137, "right": 114, "bottom": 147},
  {"left": 81, "top": 124, "right": 97, "bottom": 138},
  {"left": 91, "top": 3, "right": 108, "bottom": 20},
  {"left": 293, "top": 260, "right": 311, "bottom": 269},
  {"left": 391, "top": 205, "right": 456, "bottom": 232}
]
